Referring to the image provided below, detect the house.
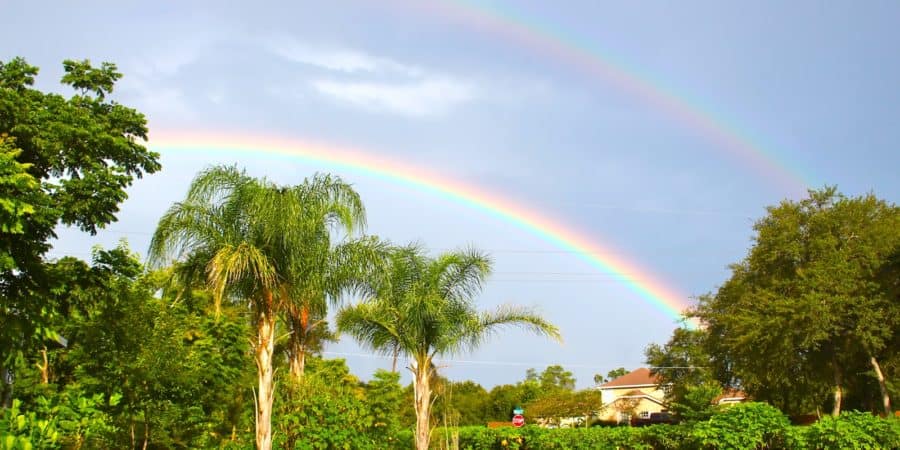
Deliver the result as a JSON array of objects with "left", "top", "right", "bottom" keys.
[{"left": 596, "top": 368, "right": 668, "bottom": 424}]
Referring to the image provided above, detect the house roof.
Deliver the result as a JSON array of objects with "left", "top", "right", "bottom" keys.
[
  {"left": 713, "top": 388, "right": 748, "bottom": 404},
  {"left": 599, "top": 368, "right": 659, "bottom": 388}
]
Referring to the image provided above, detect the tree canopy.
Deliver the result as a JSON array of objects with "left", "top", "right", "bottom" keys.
[{"left": 694, "top": 187, "right": 900, "bottom": 416}]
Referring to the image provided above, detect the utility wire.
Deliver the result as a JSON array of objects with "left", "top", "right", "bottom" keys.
[{"left": 322, "top": 351, "right": 706, "bottom": 371}]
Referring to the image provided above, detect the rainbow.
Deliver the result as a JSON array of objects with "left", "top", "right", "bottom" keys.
[
  {"left": 406, "top": 0, "right": 809, "bottom": 195},
  {"left": 150, "top": 130, "right": 696, "bottom": 326}
]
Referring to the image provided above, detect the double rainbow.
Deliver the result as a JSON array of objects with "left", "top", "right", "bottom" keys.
[
  {"left": 150, "top": 131, "right": 694, "bottom": 326},
  {"left": 408, "top": 0, "right": 809, "bottom": 195}
]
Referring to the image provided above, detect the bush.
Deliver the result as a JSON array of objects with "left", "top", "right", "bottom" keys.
[
  {"left": 388, "top": 407, "right": 900, "bottom": 449},
  {"left": 0, "top": 391, "right": 117, "bottom": 450},
  {"left": 804, "top": 411, "right": 900, "bottom": 449},
  {"left": 690, "top": 402, "right": 795, "bottom": 449},
  {"left": 0, "top": 399, "right": 60, "bottom": 449},
  {"left": 638, "top": 424, "right": 691, "bottom": 450}
]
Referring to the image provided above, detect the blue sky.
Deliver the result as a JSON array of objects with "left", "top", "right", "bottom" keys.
[{"left": 3, "top": 0, "right": 898, "bottom": 388}]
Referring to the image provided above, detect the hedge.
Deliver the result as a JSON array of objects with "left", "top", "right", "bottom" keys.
[{"left": 390, "top": 403, "right": 900, "bottom": 449}]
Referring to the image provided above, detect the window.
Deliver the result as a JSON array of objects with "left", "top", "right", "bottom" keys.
[{"left": 639, "top": 411, "right": 650, "bottom": 419}]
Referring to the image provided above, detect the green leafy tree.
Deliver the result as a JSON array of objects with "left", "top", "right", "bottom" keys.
[
  {"left": 525, "top": 389, "right": 602, "bottom": 427},
  {"left": 10, "top": 244, "right": 252, "bottom": 448},
  {"left": 272, "top": 358, "right": 377, "bottom": 450},
  {"left": 537, "top": 365, "right": 576, "bottom": 393},
  {"left": 0, "top": 135, "right": 37, "bottom": 272},
  {"left": 694, "top": 188, "right": 900, "bottom": 416},
  {"left": 364, "top": 369, "right": 405, "bottom": 444},
  {"left": 337, "top": 245, "right": 561, "bottom": 450},
  {"left": 150, "top": 166, "right": 361, "bottom": 449},
  {"left": 485, "top": 381, "right": 541, "bottom": 423},
  {"left": 0, "top": 57, "right": 160, "bottom": 394},
  {"left": 601, "top": 368, "right": 628, "bottom": 384},
  {"left": 432, "top": 379, "right": 491, "bottom": 426},
  {"left": 645, "top": 327, "right": 723, "bottom": 421}
]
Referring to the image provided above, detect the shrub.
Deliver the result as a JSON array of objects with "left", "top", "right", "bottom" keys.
[
  {"left": 638, "top": 424, "right": 691, "bottom": 450},
  {"left": 0, "top": 399, "right": 60, "bottom": 449},
  {"left": 424, "top": 410, "right": 900, "bottom": 450},
  {"left": 804, "top": 411, "right": 900, "bottom": 449},
  {"left": 690, "top": 402, "right": 794, "bottom": 449},
  {"left": 0, "top": 392, "right": 117, "bottom": 450}
]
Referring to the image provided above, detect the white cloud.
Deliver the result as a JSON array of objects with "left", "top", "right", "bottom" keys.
[
  {"left": 264, "top": 35, "right": 421, "bottom": 76},
  {"left": 311, "top": 77, "right": 474, "bottom": 117},
  {"left": 264, "top": 35, "right": 480, "bottom": 117}
]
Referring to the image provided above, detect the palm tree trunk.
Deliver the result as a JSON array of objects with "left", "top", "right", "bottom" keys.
[
  {"left": 255, "top": 291, "right": 277, "bottom": 450},
  {"left": 413, "top": 359, "right": 433, "bottom": 450},
  {"left": 870, "top": 355, "right": 892, "bottom": 416},
  {"left": 391, "top": 345, "right": 399, "bottom": 373},
  {"left": 288, "top": 305, "right": 309, "bottom": 380}
]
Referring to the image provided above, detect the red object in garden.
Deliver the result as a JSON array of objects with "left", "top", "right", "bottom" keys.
[{"left": 512, "top": 414, "right": 525, "bottom": 427}]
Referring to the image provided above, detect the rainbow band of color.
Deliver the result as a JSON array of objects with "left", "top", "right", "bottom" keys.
[
  {"left": 151, "top": 131, "right": 694, "bottom": 326},
  {"left": 410, "top": 0, "right": 809, "bottom": 195}
]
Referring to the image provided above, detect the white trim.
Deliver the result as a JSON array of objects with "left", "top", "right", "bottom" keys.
[
  {"left": 615, "top": 394, "right": 666, "bottom": 406},
  {"left": 598, "top": 383, "right": 657, "bottom": 389}
]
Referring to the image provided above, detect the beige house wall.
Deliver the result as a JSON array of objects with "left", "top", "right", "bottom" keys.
[{"left": 597, "top": 385, "right": 667, "bottom": 422}]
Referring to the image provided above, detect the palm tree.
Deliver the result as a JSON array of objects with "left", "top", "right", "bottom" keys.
[
  {"left": 337, "top": 245, "right": 561, "bottom": 450},
  {"left": 338, "top": 245, "right": 420, "bottom": 373},
  {"left": 270, "top": 175, "right": 374, "bottom": 380},
  {"left": 148, "top": 165, "right": 365, "bottom": 450}
]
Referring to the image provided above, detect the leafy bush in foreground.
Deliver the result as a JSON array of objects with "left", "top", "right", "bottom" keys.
[
  {"left": 430, "top": 405, "right": 898, "bottom": 449},
  {"left": 803, "top": 411, "right": 900, "bottom": 449},
  {"left": 691, "top": 402, "right": 796, "bottom": 449}
]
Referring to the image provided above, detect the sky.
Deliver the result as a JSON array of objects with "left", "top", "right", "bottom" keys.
[{"left": 3, "top": 0, "right": 899, "bottom": 389}]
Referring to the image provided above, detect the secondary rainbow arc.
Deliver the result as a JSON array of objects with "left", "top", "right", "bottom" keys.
[
  {"left": 415, "top": 0, "right": 809, "bottom": 194},
  {"left": 150, "top": 130, "right": 695, "bottom": 326}
]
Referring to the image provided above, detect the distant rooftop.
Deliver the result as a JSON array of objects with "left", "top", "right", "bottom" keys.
[{"left": 598, "top": 368, "right": 659, "bottom": 388}]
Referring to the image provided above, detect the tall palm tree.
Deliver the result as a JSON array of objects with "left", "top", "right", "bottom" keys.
[
  {"left": 148, "top": 165, "right": 365, "bottom": 450},
  {"left": 337, "top": 245, "right": 561, "bottom": 450}
]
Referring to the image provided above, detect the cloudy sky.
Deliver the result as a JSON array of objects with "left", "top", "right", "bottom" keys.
[{"left": 3, "top": 0, "right": 898, "bottom": 388}]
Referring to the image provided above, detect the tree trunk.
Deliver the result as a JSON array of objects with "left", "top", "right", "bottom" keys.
[
  {"left": 255, "top": 291, "right": 277, "bottom": 450},
  {"left": 38, "top": 346, "right": 49, "bottom": 384},
  {"left": 1, "top": 366, "right": 12, "bottom": 408},
  {"left": 832, "top": 360, "right": 843, "bottom": 417},
  {"left": 288, "top": 305, "right": 309, "bottom": 380},
  {"left": 391, "top": 345, "right": 399, "bottom": 373},
  {"left": 870, "top": 355, "right": 892, "bottom": 416},
  {"left": 412, "top": 358, "right": 433, "bottom": 450},
  {"left": 142, "top": 415, "right": 149, "bottom": 450}
]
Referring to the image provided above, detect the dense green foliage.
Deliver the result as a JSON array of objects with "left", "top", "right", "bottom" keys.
[
  {"left": 405, "top": 407, "right": 899, "bottom": 449},
  {"left": 0, "top": 57, "right": 160, "bottom": 371},
  {"left": 693, "top": 188, "right": 900, "bottom": 416}
]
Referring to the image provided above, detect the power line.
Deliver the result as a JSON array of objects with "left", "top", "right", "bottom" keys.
[
  {"left": 322, "top": 351, "right": 631, "bottom": 370},
  {"left": 54, "top": 229, "right": 710, "bottom": 257}
]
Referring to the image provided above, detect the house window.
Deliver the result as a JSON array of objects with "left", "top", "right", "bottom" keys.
[
  {"left": 618, "top": 412, "right": 631, "bottom": 424},
  {"left": 639, "top": 411, "right": 650, "bottom": 419}
]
